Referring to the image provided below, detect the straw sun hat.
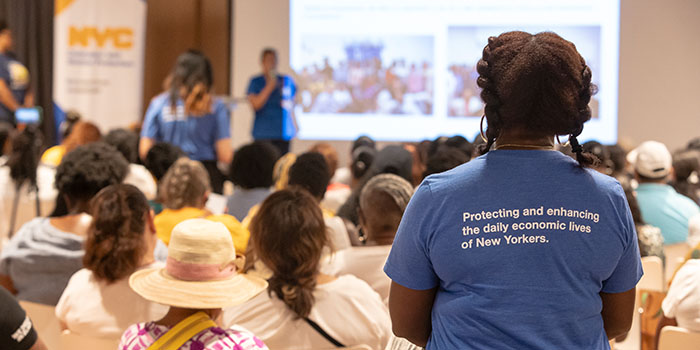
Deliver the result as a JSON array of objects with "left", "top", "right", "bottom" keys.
[{"left": 129, "top": 218, "right": 267, "bottom": 309}]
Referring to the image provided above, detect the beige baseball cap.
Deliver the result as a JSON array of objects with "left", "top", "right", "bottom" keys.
[{"left": 630, "top": 141, "right": 672, "bottom": 179}]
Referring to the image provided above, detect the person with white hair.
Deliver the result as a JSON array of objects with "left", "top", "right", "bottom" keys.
[
  {"left": 631, "top": 141, "right": 700, "bottom": 245},
  {"left": 327, "top": 173, "right": 414, "bottom": 301}
]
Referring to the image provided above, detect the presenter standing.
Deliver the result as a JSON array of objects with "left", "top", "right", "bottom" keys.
[
  {"left": 247, "top": 48, "right": 297, "bottom": 155},
  {"left": 0, "top": 21, "right": 33, "bottom": 129},
  {"left": 139, "top": 50, "right": 232, "bottom": 194}
]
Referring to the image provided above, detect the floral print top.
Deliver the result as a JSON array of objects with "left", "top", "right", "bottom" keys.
[{"left": 119, "top": 322, "right": 268, "bottom": 350}]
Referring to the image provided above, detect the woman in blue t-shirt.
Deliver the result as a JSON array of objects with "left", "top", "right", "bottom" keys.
[
  {"left": 139, "top": 50, "right": 232, "bottom": 193},
  {"left": 384, "top": 31, "right": 642, "bottom": 349}
]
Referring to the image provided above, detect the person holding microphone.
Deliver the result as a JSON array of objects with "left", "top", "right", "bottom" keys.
[{"left": 247, "top": 48, "right": 297, "bottom": 155}]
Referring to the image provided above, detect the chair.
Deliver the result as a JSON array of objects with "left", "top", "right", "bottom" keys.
[
  {"left": 658, "top": 326, "right": 700, "bottom": 350},
  {"left": 664, "top": 243, "right": 691, "bottom": 284},
  {"left": 19, "top": 300, "right": 62, "bottom": 349},
  {"left": 60, "top": 330, "right": 120, "bottom": 350},
  {"left": 615, "top": 257, "right": 665, "bottom": 350},
  {"left": 639, "top": 256, "right": 664, "bottom": 292}
]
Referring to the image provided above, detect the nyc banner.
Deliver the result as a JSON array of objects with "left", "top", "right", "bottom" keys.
[{"left": 53, "top": 0, "right": 146, "bottom": 131}]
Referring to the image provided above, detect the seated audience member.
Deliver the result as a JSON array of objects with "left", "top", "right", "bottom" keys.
[
  {"left": 422, "top": 146, "right": 470, "bottom": 180},
  {"left": 155, "top": 157, "right": 249, "bottom": 254},
  {"left": 332, "top": 135, "right": 376, "bottom": 187},
  {"left": 143, "top": 142, "right": 185, "bottom": 214},
  {"left": 288, "top": 152, "right": 351, "bottom": 251},
  {"left": 656, "top": 245, "right": 700, "bottom": 340},
  {"left": 671, "top": 150, "right": 700, "bottom": 204},
  {"left": 337, "top": 145, "right": 413, "bottom": 226},
  {"left": 0, "top": 287, "right": 48, "bottom": 350},
  {"left": 403, "top": 142, "right": 427, "bottom": 188},
  {"left": 349, "top": 145, "right": 377, "bottom": 189},
  {"left": 0, "top": 143, "right": 128, "bottom": 305},
  {"left": 223, "top": 189, "right": 391, "bottom": 349},
  {"left": 40, "top": 121, "right": 101, "bottom": 167},
  {"left": 328, "top": 174, "right": 414, "bottom": 301},
  {"left": 104, "top": 128, "right": 157, "bottom": 200},
  {"left": 120, "top": 219, "right": 268, "bottom": 350},
  {"left": 56, "top": 184, "right": 167, "bottom": 339},
  {"left": 310, "top": 142, "right": 351, "bottom": 214},
  {"left": 623, "top": 185, "right": 664, "bottom": 259},
  {"left": 444, "top": 135, "right": 475, "bottom": 160},
  {"left": 272, "top": 152, "right": 296, "bottom": 190},
  {"left": 227, "top": 142, "right": 279, "bottom": 221},
  {"left": 1, "top": 126, "right": 57, "bottom": 235},
  {"left": 143, "top": 142, "right": 186, "bottom": 182},
  {"left": 632, "top": 141, "right": 700, "bottom": 244},
  {"left": 607, "top": 144, "right": 630, "bottom": 179},
  {"left": 583, "top": 140, "right": 613, "bottom": 176}
]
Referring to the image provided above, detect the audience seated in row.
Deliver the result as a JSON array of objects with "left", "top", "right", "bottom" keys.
[
  {"left": 0, "top": 143, "right": 128, "bottom": 305},
  {"left": 326, "top": 173, "right": 414, "bottom": 302},
  {"left": 40, "top": 121, "right": 101, "bottom": 167},
  {"left": 56, "top": 184, "right": 167, "bottom": 338},
  {"left": 120, "top": 219, "right": 269, "bottom": 349},
  {"left": 154, "top": 157, "right": 248, "bottom": 254},
  {"left": 226, "top": 141, "right": 279, "bottom": 221},
  {"left": 631, "top": 141, "right": 700, "bottom": 245},
  {"left": 223, "top": 188, "right": 391, "bottom": 349},
  {"left": 104, "top": 129, "right": 157, "bottom": 201}
]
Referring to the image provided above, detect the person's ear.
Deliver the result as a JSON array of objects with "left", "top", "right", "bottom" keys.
[
  {"left": 146, "top": 209, "right": 156, "bottom": 235},
  {"left": 202, "top": 191, "right": 210, "bottom": 207}
]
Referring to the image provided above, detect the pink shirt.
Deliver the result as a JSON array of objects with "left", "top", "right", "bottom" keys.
[{"left": 119, "top": 322, "right": 268, "bottom": 350}]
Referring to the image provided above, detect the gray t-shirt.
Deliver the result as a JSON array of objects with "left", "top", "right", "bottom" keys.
[{"left": 0, "top": 217, "right": 84, "bottom": 305}]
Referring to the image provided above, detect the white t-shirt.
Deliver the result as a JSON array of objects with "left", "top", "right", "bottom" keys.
[
  {"left": 662, "top": 259, "right": 700, "bottom": 332},
  {"left": 326, "top": 245, "right": 392, "bottom": 302},
  {"left": 55, "top": 263, "right": 169, "bottom": 339},
  {"left": 324, "top": 215, "right": 351, "bottom": 252},
  {"left": 123, "top": 164, "right": 157, "bottom": 200},
  {"left": 222, "top": 275, "right": 391, "bottom": 349}
]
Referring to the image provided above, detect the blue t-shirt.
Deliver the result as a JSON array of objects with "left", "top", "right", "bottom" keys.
[
  {"left": 141, "top": 93, "right": 231, "bottom": 161},
  {"left": 636, "top": 183, "right": 700, "bottom": 244},
  {"left": 247, "top": 74, "right": 296, "bottom": 141},
  {"left": 0, "top": 53, "right": 29, "bottom": 124},
  {"left": 384, "top": 150, "right": 643, "bottom": 350}
]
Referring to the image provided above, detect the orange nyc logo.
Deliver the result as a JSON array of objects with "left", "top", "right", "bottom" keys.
[{"left": 69, "top": 26, "right": 133, "bottom": 49}]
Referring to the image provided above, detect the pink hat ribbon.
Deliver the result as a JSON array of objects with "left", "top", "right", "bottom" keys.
[{"left": 166, "top": 257, "right": 238, "bottom": 282}]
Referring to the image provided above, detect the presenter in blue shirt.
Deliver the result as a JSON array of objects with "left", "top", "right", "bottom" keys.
[
  {"left": 247, "top": 48, "right": 297, "bottom": 155},
  {"left": 0, "top": 21, "right": 33, "bottom": 128},
  {"left": 139, "top": 50, "right": 232, "bottom": 193},
  {"left": 385, "top": 32, "right": 642, "bottom": 349}
]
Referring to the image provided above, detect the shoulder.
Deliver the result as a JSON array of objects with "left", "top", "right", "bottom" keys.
[
  {"left": 213, "top": 326, "right": 268, "bottom": 349},
  {"left": 321, "top": 275, "right": 378, "bottom": 297},
  {"left": 148, "top": 92, "right": 169, "bottom": 106},
  {"left": 120, "top": 323, "right": 157, "bottom": 348},
  {"left": 248, "top": 75, "right": 265, "bottom": 85}
]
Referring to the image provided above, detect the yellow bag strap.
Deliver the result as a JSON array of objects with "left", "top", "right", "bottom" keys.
[{"left": 146, "top": 312, "right": 217, "bottom": 350}]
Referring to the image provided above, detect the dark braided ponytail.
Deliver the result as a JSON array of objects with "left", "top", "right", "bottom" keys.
[
  {"left": 474, "top": 31, "right": 599, "bottom": 167},
  {"left": 476, "top": 37, "right": 503, "bottom": 155}
]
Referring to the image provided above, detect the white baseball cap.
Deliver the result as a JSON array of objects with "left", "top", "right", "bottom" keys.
[{"left": 630, "top": 141, "right": 672, "bottom": 179}]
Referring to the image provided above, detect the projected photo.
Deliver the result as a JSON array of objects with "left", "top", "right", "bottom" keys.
[
  {"left": 294, "top": 35, "right": 434, "bottom": 116},
  {"left": 446, "top": 26, "right": 601, "bottom": 118}
]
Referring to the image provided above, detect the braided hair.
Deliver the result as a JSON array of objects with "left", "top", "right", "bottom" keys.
[
  {"left": 159, "top": 157, "right": 211, "bottom": 209},
  {"left": 476, "top": 31, "right": 599, "bottom": 167}
]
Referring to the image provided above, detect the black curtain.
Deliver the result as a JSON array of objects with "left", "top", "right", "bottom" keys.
[{"left": 0, "top": 0, "right": 55, "bottom": 145}]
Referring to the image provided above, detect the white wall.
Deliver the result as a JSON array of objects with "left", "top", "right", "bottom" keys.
[{"left": 232, "top": 0, "right": 700, "bottom": 164}]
